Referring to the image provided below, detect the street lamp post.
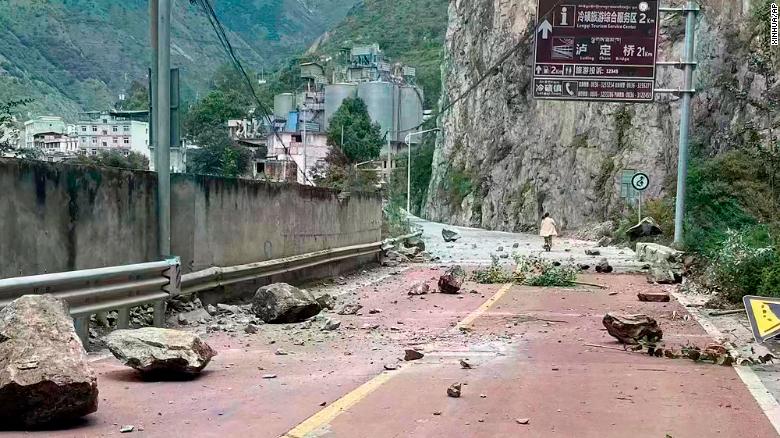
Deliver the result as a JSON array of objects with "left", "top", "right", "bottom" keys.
[{"left": 404, "top": 128, "right": 441, "bottom": 213}]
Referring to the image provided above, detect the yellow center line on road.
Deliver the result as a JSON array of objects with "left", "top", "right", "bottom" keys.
[{"left": 281, "top": 282, "right": 515, "bottom": 438}]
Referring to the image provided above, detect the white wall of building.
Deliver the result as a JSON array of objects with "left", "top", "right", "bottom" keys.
[
  {"left": 23, "top": 116, "right": 65, "bottom": 149},
  {"left": 75, "top": 113, "right": 149, "bottom": 158},
  {"left": 266, "top": 131, "right": 329, "bottom": 185}
]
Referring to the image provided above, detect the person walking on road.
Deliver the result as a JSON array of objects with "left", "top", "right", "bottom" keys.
[{"left": 540, "top": 212, "right": 558, "bottom": 252}]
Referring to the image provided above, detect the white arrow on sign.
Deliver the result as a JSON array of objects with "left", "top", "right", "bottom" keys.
[
  {"left": 538, "top": 19, "right": 553, "bottom": 39},
  {"left": 535, "top": 65, "right": 542, "bottom": 74}
]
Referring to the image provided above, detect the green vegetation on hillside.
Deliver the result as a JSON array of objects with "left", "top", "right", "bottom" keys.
[
  {"left": 316, "top": 0, "right": 449, "bottom": 109},
  {"left": 0, "top": 0, "right": 357, "bottom": 121}
]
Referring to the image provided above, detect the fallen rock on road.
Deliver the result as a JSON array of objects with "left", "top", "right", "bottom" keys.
[
  {"left": 106, "top": 328, "right": 216, "bottom": 375},
  {"left": 404, "top": 349, "right": 424, "bottom": 361},
  {"left": 252, "top": 283, "right": 322, "bottom": 323},
  {"left": 442, "top": 228, "right": 461, "bottom": 242},
  {"left": 439, "top": 265, "right": 466, "bottom": 294},
  {"left": 638, "top": 291, "right": 671, "bottom": 302},
  {"left": 408, "top": 282, "right": 430, "bottom": 296},
  {"left": 447, "top": 383, "right": 462, "bottom": 398},
  {"left": 595, "top": 258, "right": 613, "bottom": 273},
  {"left": 0, "top": 295, "right": 98, "bottom": 427},
  {"left": 602, "top": 313, "right": 663, "bottom": 344}
]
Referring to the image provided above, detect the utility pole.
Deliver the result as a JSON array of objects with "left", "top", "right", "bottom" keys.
[
  {"left": 669, "top": 1, "right": 698, "bottom": 245},
  {"left": 150, "top": 0, "right": 158, "bottom": 170},
  {"left": 156, "top": 0, "right": 172, "bottom": 256}
]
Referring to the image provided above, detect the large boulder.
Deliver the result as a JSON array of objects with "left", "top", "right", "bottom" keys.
[
  {"left": 442, "top": 228, "right": 461, "bottom": 242},
  {"left": 626, "top": 217, "right": 663, "bottom": 240},
  {"left": 106, "top": 328, "right": 216, "bottom": 375},
  {"left": 439, "top": 265, "right": 466, "bottom": 294},
  {"left": 0, "top": 295, "right": 98, "bottom": 427},
  {"left": 602, "top": 313, "right": 663, "bottom": 344},
  {"left": 251, "top": 283, "right": 322, "bottom": 323}
]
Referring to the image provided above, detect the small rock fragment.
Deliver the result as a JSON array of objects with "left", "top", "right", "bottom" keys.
[
  {"left": 262, "top": 374, "right": 277, "bottom": 379},
  {"left": 585, "top": 249, "right": 601, "bottom": 256},
  {"left": 337, "top": 304, "right": 363, "bottom": 316},
  {"left": 275, "top": 348, "right": 289, "bottom": 356},
  {"left": 459, "top": 359, "right": 472, "bottom": 369},
  {"left": 321, "top": 318, "right": 342, "bottom": 331},
  {"left": 442, "top": 228, "right": 461, "bottom": 242},
  {"left": 595, "top": 258, "right": 613, "bottom": 273},
  {"left": 637, "top": 292, "right": 671, "bottom": 302},
  {"left": 447, "top": 383, "right": 462, "bottom": 398},
  {"left": 516, "top": 418, "right": 530, "bottom": 425},
  {"left": 244, "top": 324, "right": 259, "bottom": 334},
  {"left": 369, "top": 308, "right": 382, "bottom": 315},
  {"left": 408, "top": 282, "right": 430, "bottom": 296},
  {"left": 120, "top": 425, "right": 135, "bottom": 433},
  {"left": 404, "top": 349, "right": 425, "bottom": 361},
  {"left": 384, "top": 363, "right": 398, "bottom": 371}
]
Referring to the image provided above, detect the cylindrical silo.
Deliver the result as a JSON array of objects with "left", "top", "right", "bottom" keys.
[
  {"left": 274, "top": 93, "right": 294, "bottom": 120},
  {"left": 324, "top": 83, "right": 358, "bottom": 130},
  {"left": 399, "top": 86, "right": 424, "bottom": 143},
  {"left": 358, "top": 82, "right": 396, "bottom": 140}
]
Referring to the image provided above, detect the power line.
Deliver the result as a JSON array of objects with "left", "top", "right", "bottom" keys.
[{"left": 189, "top": 0, "right": 315, "bottom": 184}]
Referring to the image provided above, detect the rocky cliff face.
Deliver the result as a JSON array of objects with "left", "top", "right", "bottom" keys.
[{"left": 425, "top": 0, "right": 779, "bottom": 231}]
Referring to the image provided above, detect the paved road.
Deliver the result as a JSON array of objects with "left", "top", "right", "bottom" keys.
[
  {"left": 411, "top": 215, "right": 646, "bottom": 272},
  {"left": 12, "top": 219, "right": 780, "bottom": 437}
]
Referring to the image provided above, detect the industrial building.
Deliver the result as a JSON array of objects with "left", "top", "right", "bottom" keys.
[{"left": 267, "top": 44, "right": 426, "bottom": 182}]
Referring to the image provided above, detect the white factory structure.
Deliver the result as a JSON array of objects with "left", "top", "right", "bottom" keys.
[{"left": 261, "top": 44, "right": 426, "bottom": 183}]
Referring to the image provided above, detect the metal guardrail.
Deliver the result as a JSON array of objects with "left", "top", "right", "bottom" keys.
[
  {"left": 0, "top": 232, "right": 421, "bottom": 343},
  {"left": 0, "top": 257, "right": 180, "bottom": 342},
  {"left": 179, "top": 232, "right": 421, "bottom": 296}
]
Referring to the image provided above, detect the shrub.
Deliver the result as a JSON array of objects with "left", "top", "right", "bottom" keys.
[
  {"left": 471, "top": 255, "right": 514, "bottom": 284},
  {"left": 706, "top": 227, "right": 777, "bottom": 302},
  {"left": 513, "top": 254, "right": 578, "bottom": 287},
  {"left": 759, "top": 260, "right": 780, "bottom": 298}
]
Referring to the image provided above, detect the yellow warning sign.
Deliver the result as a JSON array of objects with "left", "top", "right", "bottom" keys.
[{"left": 743, "top": 296, "right": 780, "bottom": 343}]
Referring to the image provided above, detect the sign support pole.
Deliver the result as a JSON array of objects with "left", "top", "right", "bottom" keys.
[
  {"left": 638, "top": 190, "right": 642, "bottom": 223},
  {"left": 671, "top": 1, "right": 699, "bottom": 246}
]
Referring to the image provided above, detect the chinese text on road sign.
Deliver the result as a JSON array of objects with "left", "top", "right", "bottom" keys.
[
  {"left": 743, "top": 296, "right": 780, "bottom": 343},
  {"left": 631, "top": 172, "right": 649, "bottom": 191},
  {"left": 533, "top": 0, "right": 660, "bottom": 102}
]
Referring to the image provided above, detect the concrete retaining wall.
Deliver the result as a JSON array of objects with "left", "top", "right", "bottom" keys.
[{"left": 0, "top": 159, "right": 383, "bottom": 279}]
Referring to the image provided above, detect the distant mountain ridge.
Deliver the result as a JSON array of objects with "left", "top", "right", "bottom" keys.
[{"left": 0, "top": 0, "right": 358, "bottom": 120}]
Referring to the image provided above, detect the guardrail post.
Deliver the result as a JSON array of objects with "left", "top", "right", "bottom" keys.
[
  {"left": 152, "top": 300, "right": 166, "bottom": 327},
  {"left": 73, "top": 316, "right": 89, "bottom": 346},
  {"left": 117, "top": 307, "right": 130, "bottom": 329}
]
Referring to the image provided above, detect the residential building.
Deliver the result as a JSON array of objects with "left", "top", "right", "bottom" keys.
[
  {"left": 75, "top": 111, "right": 150, "bottom": 159},
  {"left": 264, "top": 130, "right": 329, "bottom": 184},
  {"left": 23, "top": 116, "right": 66, "bottom": 149},
  {"left": 33, "top": 132, "right": 79, "bottom": 157}
]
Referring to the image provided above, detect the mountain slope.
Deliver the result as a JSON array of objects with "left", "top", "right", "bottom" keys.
[
  {"left": 0, "top": 0, "right": 357, "bottom": 120},
  {"left": 313, "top": 0, "right": 449, "bottom": 108}
]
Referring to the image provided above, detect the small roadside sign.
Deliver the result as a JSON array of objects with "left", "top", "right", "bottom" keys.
[
  {"left": 743, "top": 296, "right": 780, "bottom": 343},
  {"left": 631, "top": 172, "right": 649, "bottom": 191}
]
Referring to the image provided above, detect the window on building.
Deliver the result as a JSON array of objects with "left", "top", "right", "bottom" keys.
[
  {"left": 91, "top": 149, "right": 97, "bottom": 155},
  {"left": 91, "top": 138, "right": 96, "bottom": 143},
  {"left": 112, "top": 126, "right": 118, "bottom": 132},
  {"left": 82, "top": 126, "right": 87, "bottom": 132},
  {"left": 102, "top": 119, "right": 108, "bottom": 124},
  {"left": 293, "top": 134, "right": 302, "bottom": 142},
  {"left": 124, "top": 126, "right": 130, "bottom": 132},
  {"left": 92, "top": 126, "right": 97, "bottom": 132},
  {"left": 123, "top": 138, "right": 130, "bottom": 144},
  {"left": 256, "top": 162, "right": 266, "bottom": 175},
  {"left": 102, "top": 141, "right": 107, "bottom": 147}
]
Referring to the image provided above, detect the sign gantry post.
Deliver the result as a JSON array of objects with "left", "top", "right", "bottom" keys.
[{"left": 533, "top": 0, "right": 699, "bottom": 246}]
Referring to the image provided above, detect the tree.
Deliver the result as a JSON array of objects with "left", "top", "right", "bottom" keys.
[
  {"left": 0, "top": 98, "right": 40, "bottom": 159},
  {"left": 184, "top": 89, "right": 249, "bottom": 140},
  {"left": 70, "top": 150, "right": 150, "bottom": 171},
  {"left": 187, "top": 128, "right": 251, "bottom": 178},
  {"left": 326, "top": 97, "right": 383, "bottom": 163},
  {"left": 116, "top": 80, "right": 149, "bottom": 111}
]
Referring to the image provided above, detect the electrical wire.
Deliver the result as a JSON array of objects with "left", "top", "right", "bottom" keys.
[{"left": 189, "top": 0, "right": 316, "bottom": 184}]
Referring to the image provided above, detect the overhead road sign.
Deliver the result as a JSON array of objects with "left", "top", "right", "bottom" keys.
[{"left": 533, "top": 0, "right": 660, "bottom": 102}]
